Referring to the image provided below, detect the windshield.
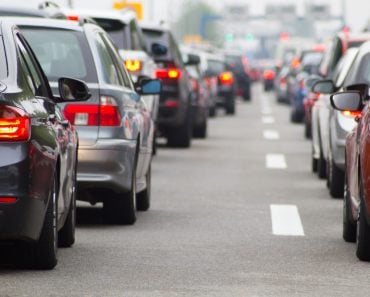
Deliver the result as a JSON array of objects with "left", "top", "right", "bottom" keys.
[
  {"left": 93, "top": 18, "right": 127, "bottom": 50},
  {"left": 21, "top": 28, "right": 98, "bottom": 83}
]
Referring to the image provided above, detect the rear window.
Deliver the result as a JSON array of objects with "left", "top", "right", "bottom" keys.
[
  {"left": 225, "top": 55, "right": 240, "bottom": 65},
  {"left": 207, "top": 59, "right": 225, "bottom": 75},
  {"left": 93, "top": 18, "right": 127, "bottom": 50},
  {"left": 301, "top": 52, "right": 323, "bottom": 66},
  {"left": 21, "top": 28, "right": 98, "bottom": 83},
  {"left": 142, "top": 28, "right": 168, "bottom": 50},
  {"left": 348, "top": 40, "right": 366, "bottom": 49}
]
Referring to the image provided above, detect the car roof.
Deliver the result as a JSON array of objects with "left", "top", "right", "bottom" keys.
[
  {"left": 66, "top": 8, "right": 137, "bottom": 24},
  {"left": 0, "top": 5, "right": 46, "bottom": 17},
  {"left": 140, "top": 22, "right": 169, "bottom": 33},
  {"left": 0, "top": 17, "right": 85, "bottom": 32}
]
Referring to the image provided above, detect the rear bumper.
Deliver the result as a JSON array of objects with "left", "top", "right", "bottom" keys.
[
  {"left": 0, "top": 197, "right": 46, "bottom": 242},
  {"left": 77, "top": 138, "right": 137, "bottom": 195}
]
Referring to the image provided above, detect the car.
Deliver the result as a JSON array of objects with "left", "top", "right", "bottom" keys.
[
  {"left": 287, "top": 49, "right": 325, "bottom": 123},
  {"left": 141, "top": 23, "right": 195, "bottom": 147},
  {"left": 224, "top": 51, "right": 252, "bottom": 101},
  {"left": 17, "top": 17, "right": 161, "bottom": 224},
  {"left": 262, "top": 67, "right": 275, "bottom": 91},
  {"left": 302, "top": 75, "right": 322, "bottom": 138},
  {"left": 310, "top": 32, "right": 370, "bottom": 180},
  {"left": 65, "top": 9, "right": 163, "bottom": 153},
  {"left": 181, "top": 47, "right": 209, "bottom": 138},
  {"left": 0, "top": 2, "right": 66, "bottom": 19},
  {"left": 0, "top": 19, "right": 90, "bottom": 269},
  {"left": 330, "top": 84, "right": 370, "bottom": 261}
]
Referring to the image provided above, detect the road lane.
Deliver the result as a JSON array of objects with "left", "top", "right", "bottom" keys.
[{"left": 1, "top": 84, "right": 370, "bottom": 296}]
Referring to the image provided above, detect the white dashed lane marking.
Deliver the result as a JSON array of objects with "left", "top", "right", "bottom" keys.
[
  {"left": 265, "top": 154, "right": 287, "bottom": 169},
  {"left": 270, "top": 204, "right": 305, "bottom": 236},
  {"left": 263, "top": 130, "right": 280, "bottom": 140},
  {"left": 261, "top": 116, "right": 275, "bottom": 124}
]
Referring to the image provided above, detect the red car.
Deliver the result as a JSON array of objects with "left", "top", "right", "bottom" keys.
[{"left": 331, "top": 84, "right": 370, "bottom": 261}]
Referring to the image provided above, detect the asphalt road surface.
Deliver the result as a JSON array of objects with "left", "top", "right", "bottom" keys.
[{"left": 1, "top": 84, "right": 370, "bottom": 297}]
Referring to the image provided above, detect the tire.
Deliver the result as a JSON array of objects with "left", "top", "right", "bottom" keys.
[
  {"left": 58, "top": 169, "right": 76, "bottom": 247},
  {"left": 136, "top": 164, "right": 151, "bottom": 211},
  {"left": 103, "top": 148, "right": 138, "bottom": 225},
  {"left": 193, "top": 120, "right": 207, "bottom": 139},
  {"left": 317, "top": 148, "right": 326, "bottom": 179},
  {"left": 311, "top": 145, "right": 318, "bottom": 173},
  {"left": 328, "top": 157, "right": 344, "bottom": 198},
  {"left": 167, "top": 111, "right": 192, "bottom": 148},
  {"left": 356, "top": 194, "right": 370, "bottom": 261},
  {"left": 209, "top": 106, "right": 216, "bottom": 118},
  {"left": 21, "top": 172, "right": 59, "bottom": 269},
  {"left": 304, "top": 120, "right": 311, "bottom": 139},
  {"left": 343, "top": 171, "right": 356, "bottom": 242},
  {"left": 225, "top": 98, "right": 235, "bottom": 115},
  {"left": 152, "top": 130, "right": 157, "bottom": 156}
]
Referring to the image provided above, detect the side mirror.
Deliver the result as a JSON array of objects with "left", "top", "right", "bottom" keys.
[
  {"left": 344, "top": 83, "right": 369, "bottom": 101},
  {"left": 330, "top": 91, "right": 362, "bottom": 111},
  {"left": 151, "top": 43, "right": 167, "bottom": 56},
  {"left": 312, "top": 79, "right": 335, "bottom": 94},
  {"left": 136, "top": 78, "right": 162, "bottom": 95},
  {"left": 304, "top": 75, "right": 322, "bottom": 90},
  {"left": 184, "top": 54, "right": 200, "bottom": 66},
  {"left": 57, "top": 77, "right": 91, "bottom": 102}
]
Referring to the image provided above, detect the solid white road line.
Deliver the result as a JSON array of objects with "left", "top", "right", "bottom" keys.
[
  {"left": 263, "top": 130, "right": 280, "bottom": 140},
  {"left": 261, "top": 116, "right": 275, "bottom": 124},
  {"left": 265, "top": 154, "right": 287, "bottom": 169},
  {"left": 270, "top": 204, "right": 305, "bottom": 236}
]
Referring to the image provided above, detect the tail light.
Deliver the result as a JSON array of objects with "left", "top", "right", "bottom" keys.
[
  {"left": 64, "top": 96, "right": 121, "bottom": 126},
  {"left": 341, "top": 110, "right": 362, "bottom": 118},
  {"left": 219, "top": 71, "right": 234, "bottom": 85},
  {"left": 67, "top": 15, "right": 79, "bottom": 21},
  {"left": 0, "top": 197, "right": 17, "bottom": 204},
  {"left": 155, "top": 68, "right": 182, "bottom": 80},
  {"left": 279, "top": 78, "right": 287, "bottom": 85},
  {"left": 263, "top": 70, "right": 275, "bottom": 80},
  {"left": 0, "top": 105, "right": 30, "bottom": 141},
  {"left": 125, "top": 60, "right": 142, "bottom": 72}
]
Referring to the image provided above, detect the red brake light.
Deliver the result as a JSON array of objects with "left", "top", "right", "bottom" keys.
[
  {"left": 219, "top": 71, "right": 234, "bottom": 85},
  {"left": 341, "top": 110, "right": 362, "bottom": 118},
  {"left": 0, "top": 197, "right": 17, "bottom": 204},
  {"left": 263, "top": 70, "right": 275, "bottom": 80},
  {"left": 0, "top": 105, "right": 30, "bottom": 141},
  {"left": 64, "top": 96, "right": 121, "bottom": 127},
  {"left": 125, "top": 60, "right": 142, "bottom": 72},
  {"left": 67, "top": 15, "right": 79, "bottom": 21},
  {"left": 155, "top": 68, "right": 182, "bottom": 80}
]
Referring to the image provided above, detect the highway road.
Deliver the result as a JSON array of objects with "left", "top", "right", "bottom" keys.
[{"left": 1, "top": 84, "right": 369, "bottom": 297}]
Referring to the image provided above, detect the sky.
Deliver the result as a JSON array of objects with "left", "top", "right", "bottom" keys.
[{"left": 4, "top": 0, "right": 370, "bottom": 32}]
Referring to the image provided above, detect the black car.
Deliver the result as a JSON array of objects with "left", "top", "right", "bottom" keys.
[
  {"left": 141, "top": 24, "right": 195, "bottom": 148},
  {"left": 224, "top": 52, "right": 251, "bottom": 101},
  {"left": 0, "top": 19, "right": 90, "bottom": 269}
]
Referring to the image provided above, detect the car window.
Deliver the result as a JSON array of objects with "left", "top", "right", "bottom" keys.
[
  {"left": 16, "top": 35, "right": 49, "bottom": 98},
  {"left": 94, "top": 32, "right": 123, "bottom": 86},
  {"left": 93, "top": 18, "right": 127, "bottom": 50},
  {"left": 99, "top": 33, "right": 133, "bottom": 89},
  {"left": 207, "top": 59, "right": 225, "bottom": 75},
  {"left": 333, "top": 48, "right": 358, "bottom": 87},
  {"left": 21, "top": 28, "right": 98, "bottom": 83},
  {"left": 0, "top": 37, "right": 8, "bottom": 80},
  {"left": 129, "top": 20, "right": 146, "bottom": 51}
]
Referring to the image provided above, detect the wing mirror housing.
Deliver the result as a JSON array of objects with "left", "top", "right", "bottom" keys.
[
  {"left": 135, "top": 77, "right": 162, "bottom": 95},
  {"left": 312, "top": 79, "right": 335, "bottom": 94},
  {"left": 151, "top": 43, "right": 168, "bottom": 56},
  {"left": 330, "top": 91, "right": 363, "bottom": 111},
  {"left": 56, "top": 77, "right": 91, "bottom": 102}
]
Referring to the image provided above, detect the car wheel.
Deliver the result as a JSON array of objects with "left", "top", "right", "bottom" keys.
[
  {"left": 193, "top": 120, "right": 207, "bottom": 139},
  {"left": 225, "top": 98, "right": 235, "bottom": 115},
  {"left": 311, "top": 145, "right": 318, "bottom": 173},
  {"left": 167, "top": 110, "right": 192, "bottom": 148},
  {"left": 209, "top": 106, "right": 216, "bottom": 118},
  {"left": 58, "top": 164, "right": 77, "bottom": 247},
  {"left": 103, "top": 155, "right": 137, "bottom": 225},
  {"left": 343, "top": 171, "right": 356, "bottom": 242},
  {"left": 356, "top": 192, "right": 370, "bottom": 261},
  {"left": 329, "top": 157, "right": 344, "bottom": 198},
  {"left": 21, "top": 172, "right": 59, "bottom": 269},
  {"left": 304, "top": 120, "right": 311, "bottom": 139},
  {"left": 317, "top": 149, "right": 326, "bottom": 179},
  {"left": 136, "top": 164, "right": 151, "bottom": 211}
]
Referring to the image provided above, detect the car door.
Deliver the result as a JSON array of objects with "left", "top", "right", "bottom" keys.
[{"left": 16, "top": 32, "right": 71, "bottom": 220}]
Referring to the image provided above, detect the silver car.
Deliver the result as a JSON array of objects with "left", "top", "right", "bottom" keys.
[{"left": 19, "top": 18, "right": 161, "bottom": 224}]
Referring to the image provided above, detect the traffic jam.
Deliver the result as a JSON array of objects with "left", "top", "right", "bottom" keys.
[{"left": 1, "top": 0, "right": 370, "bottom": 296}]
